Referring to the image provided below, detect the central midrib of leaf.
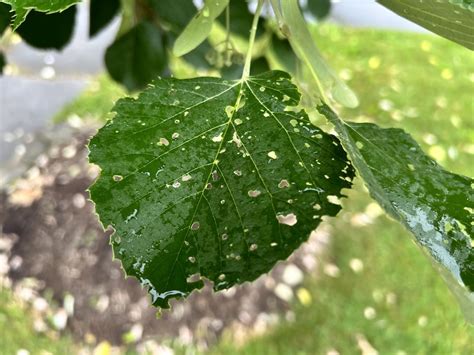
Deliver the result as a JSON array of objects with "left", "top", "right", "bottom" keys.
[
  {"left": 160, "top": 80, "right": 242, "bottom": 294},
  {"left": 89, "top": 70, "right": 354, "bottom": 308},
  {"left": 165, "top": 77, "right": 296, "bottom": 291}
]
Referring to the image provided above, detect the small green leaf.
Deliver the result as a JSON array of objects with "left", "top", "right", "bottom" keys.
[
  {"left": 2, "top": 0, "right": 79, "bottom": 28},
  {"left": 377, "top": 0, "right": 474, "bottom": 50},
  {"left": 89, "top": 0, "right": 121, "bottom": 38},
  {"left": 217, "top": 0, "right": 265, "bottom": 39},
  {"left": 221, "top": 57, "right": 270, "bottom": 79},
  {"left": 89, "top": 71, "right": 354, "bottom": 308},
  {"left": 146, "top": 0, "right": 196, "bottom": 31},
  {"left": 105, "top": 21, "right": 167, "bottom": 91},
  {"left": 173, "top": 0, "right": 229, "bottom": 57},
  {"left": 307, "top": 0, "right": 331, "bottom": 20},
  {"left": 270, "top": 35, "right": 298, "bottom": 73},
  {"left": 280, "top": 0, "right": 359, "bottom": 108},
  {"left": 16, "top": 5, "right": 76, "bottom": 50},
  {"left": 181, "top": 39, "right": 214, "bottom": 70},
  {"left": 318, "top": 103, "right": 474, "bottom": 323}
]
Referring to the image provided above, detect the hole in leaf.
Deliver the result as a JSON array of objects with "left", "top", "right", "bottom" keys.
[
  {"left": 248, "top": 190, "right": 261, "bottom": 198},
  {"left": 249, "top": 243, "right": 258, "bottom": 251},
  {"left": 268, "top": 151, "right": 278, "bottom": 159},
  {"left": 327, "top": 195, "right": 342, "bottom": 205},
  {"left": 278, "top": 179, "right": 290, "bottom": 188},
  {"left": 158, "top": 138, "right": 170, "bottom": 146},
  {"left": 277, "top": 213, "right": 298, "bottom": 226},
  {"left": 187, "top": 273, "right": 201, "bottom": 283}
]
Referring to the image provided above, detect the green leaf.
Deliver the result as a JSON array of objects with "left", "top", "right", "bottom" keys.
[
  {"left": 89, "top": 0, "right": 120, "bottom": 38},
  {"left": 221, "top": 57, "right": 270, "bottom": 80},
  {"left": 377, "top": 0, "right": 474, "bottom": 50},
  {"left": 307, "top": 0, "right": 331, "bottom": 20},
  {"left": 0, "top": 51, "right": 5, "bottom": 74},
  {"left": 105, "top": 21, "right": 168, "bottom": 91},
  {"left": 148, "top": 0, "right": 214, "bottom": 70},
  {"left": 0, "top": 2, "right": 11, "bottom": 35},
  {"left": 217, "top": 0, "right": 265, "bottom": 39},
  {"left": 181, "top": 39, "right": 214, "bottom": 70},
  {"left": 146, "top": 0, "right": 196, "bottom": 31},
  {"left": 2, "top": 0, "right": 79, "bottom": 28},
  {"left": 270, "top": 34, "right": 298, "bottom": 73},
  {"left": 16, "top": 5, "right": 76, "bottom": 50},
  {"left": 88, "top": 70, "right": 354, "bottom": 308},
  {"left": 173, "top": 0, "right": 229, "bottom": 57},
  {"left": 279, "top": 0, "right": 359, "bottom": 108},
  {"left": 318, "top": 103, "right": 474, "bottom": 323}
]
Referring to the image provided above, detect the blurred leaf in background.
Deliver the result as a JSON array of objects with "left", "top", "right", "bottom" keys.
[
  {"left": 89, "top": 0, "right": 121, "bottom": 38},
  {"left": 16, "top": 5, "right": 77, "bottom": 50}
]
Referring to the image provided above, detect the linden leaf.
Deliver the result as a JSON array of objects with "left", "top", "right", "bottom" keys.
[
  {"left": 2, "top": 0, "right": 79, "bottom": 28},
  {"left": 173, "top": 0, "right": 229, "bottom": 57},
  {"left": 89, "top": 0, "right": 120, "bottom": 38},
  {"left": 105, "top": 21, "right": 168, "bottom": 91},
  {"left": 377, "top": 0, "right": 474, "bottom": 50},
  {"left": 318, "top": 103, "right": 474, "bottom": 323},
  {"left": 89, "top": 71, "right": 354, "bottom": 308}
]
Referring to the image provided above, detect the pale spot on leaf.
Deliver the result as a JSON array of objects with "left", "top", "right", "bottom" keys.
[
  {"left": 268, "top": 151, "right": 278, "bottom": 159},
  {"left": 277, "top": 213, "right": 298, "bottom": 226},
  {"left": 248, "top": 190, "right": 261, "bottom": 198}
]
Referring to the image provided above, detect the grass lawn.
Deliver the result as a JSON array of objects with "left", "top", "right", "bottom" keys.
[
  {"left": 0, "top": 288, "right": 75, "bottom": 354},
  {"left": 4, "top": 24, "right": 474, "bottom": 354}
]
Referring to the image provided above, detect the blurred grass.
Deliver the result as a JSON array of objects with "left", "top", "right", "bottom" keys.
[
  {"left": 3, "top": 24, "right": 474, "bottom": 354},
  {"left": 0, "top": 288, "right": 75, "bottom": 354},
  {"left": 314, "top": 24, "right": 474, "bottom": 176},
  {"left": 53, "top": 74, "right": 126, "bottom": 124}
]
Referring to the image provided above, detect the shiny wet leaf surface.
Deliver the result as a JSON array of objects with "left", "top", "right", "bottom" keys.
[
  {"left": 318, "top": 103, "right": 474, "bottom": 322},
  {"left": 377, "top": 0, "right": 474, "bottom": 50},
  {"left": 88, "top": 71, "right": 354, "bottom": 308}
]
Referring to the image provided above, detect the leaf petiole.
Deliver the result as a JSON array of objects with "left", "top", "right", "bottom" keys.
[{"left": 242, "top": 0, "right": 265, "bottom": 80}]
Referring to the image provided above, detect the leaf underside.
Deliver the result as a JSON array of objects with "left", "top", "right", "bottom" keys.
[
  {"left": 318, "top": 103, "right": 474, "bottom": 322},
  {"left": 89, "top": 70, "right": 354, "bottom": 308},
  {"left": 377, "top": 0, "right": 474, "bottom": 50}
]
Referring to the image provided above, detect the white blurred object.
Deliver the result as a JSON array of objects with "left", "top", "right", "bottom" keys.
[
  {"left": 329, "top": 0, "right": 429, "bottom": 32},
  {"left": 7, "top": 2, "right": 120, "bottom": 76}
]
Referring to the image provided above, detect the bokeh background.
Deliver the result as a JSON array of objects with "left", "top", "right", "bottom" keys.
[{"left": 1, "top": 1, "right": 473, "bottom": 354}]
